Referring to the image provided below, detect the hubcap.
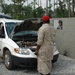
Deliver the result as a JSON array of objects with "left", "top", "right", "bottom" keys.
[{"left": 5, "top": 54, "right": 10, "bottom": 67}]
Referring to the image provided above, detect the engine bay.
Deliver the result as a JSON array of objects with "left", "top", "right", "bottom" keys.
[{"left": 16, "top": 41, "right": 37, "bottom": 47}]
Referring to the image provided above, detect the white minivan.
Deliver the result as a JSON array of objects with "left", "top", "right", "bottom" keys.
[{"left": 0, "top": 18, "right": 59, "bottom": 70}]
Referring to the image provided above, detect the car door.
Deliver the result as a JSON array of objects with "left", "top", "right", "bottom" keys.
[{"left": 0, "top": 22, "right": 5, "bottom": 56}]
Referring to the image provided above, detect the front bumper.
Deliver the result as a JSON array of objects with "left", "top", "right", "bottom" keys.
[
  {"left": 12, "top": 53, "right": 59, "bottom": 67},
  {"left": 12, "top": 55, "right": 37, "bottom": 67}
]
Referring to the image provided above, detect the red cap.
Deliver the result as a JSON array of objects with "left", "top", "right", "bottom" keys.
[{"left": 42, "top": 15, "right": 50, "bottom": 22}]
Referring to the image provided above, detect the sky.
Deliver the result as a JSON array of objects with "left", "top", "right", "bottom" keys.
[
  {"left": 27, "top": 0, "right": 54, "bottom": 8},
  {"left": 5, "top": 0, "right": 54, "bottom": 9}
]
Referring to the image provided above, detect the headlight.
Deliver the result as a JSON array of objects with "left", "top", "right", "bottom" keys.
[{"left": 14, "top": 48, "right": 30, "bottom": 55}]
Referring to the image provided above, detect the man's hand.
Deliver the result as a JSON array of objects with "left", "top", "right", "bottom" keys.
[
  {"left": 35, "top": 45, "right": 41, "bottom": 56},
  {"left": 35, "top": 49, "right": 39, "bottom": 56}
]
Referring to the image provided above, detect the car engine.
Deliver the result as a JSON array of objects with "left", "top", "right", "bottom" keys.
[{"left": 16, "top": 41, "right": 37, "bottom": 47}]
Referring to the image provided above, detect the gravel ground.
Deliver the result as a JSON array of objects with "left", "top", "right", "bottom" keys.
[{"left": 0, "top": 55, "right": 75, "bottom": 75}]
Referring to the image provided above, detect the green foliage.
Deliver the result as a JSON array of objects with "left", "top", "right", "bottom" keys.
[
  {"left": 55, "top": 7, "right": 68, "bottom": 18},
  {"left": 36, "top": 6, "right": 44, "bottom": 18},
  {"left": 54, "top": 0, "right": 68, "bottom": 18},
  {"left": 12, "top": 0, "right": 25, "bottom": 3},
  {"left": 0, "top": 0, "right": 71, "bottom": 19},
  {"left": 23, "top": 5, "right": 33, "bottom": 18}
]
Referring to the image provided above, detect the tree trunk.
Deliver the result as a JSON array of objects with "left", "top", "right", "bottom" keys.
[
  {"left": 49, "top": 0, "right": 51, "bottom": 10},
  {"left": 68, "top": 0, "right": 71, "bottom": 17},
  {"left": 72, "top": 0, "right": 74, "bottom": 17},
  {"left": 27, "top": 0, "right": 28, "bottom": 6},
  {"left": 39, "top": 0, "right": 41, "bottom": 7},
  {"left": 46, "top": 0, "right": 48, "bottom": 14},
  {"left": 38, "top": 0, "right": 39, "bottom": 7},
  {"left": 46, "top": 0, "right": 48, "bottom": 8}
]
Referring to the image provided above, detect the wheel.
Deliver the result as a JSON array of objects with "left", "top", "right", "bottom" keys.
[{"left": 4, "top": 50, "right": 15, "bottom": 70}]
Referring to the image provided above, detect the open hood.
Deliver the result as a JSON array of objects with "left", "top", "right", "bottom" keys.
[
  {"left": 13, "top": 19, "right": 42, "bottom": 34},
  {"left": 11, "top": 19, "right": 42, "bottom": 42},
  {"left": 11, "top": 19, "right": 42, "bottom": 48}
]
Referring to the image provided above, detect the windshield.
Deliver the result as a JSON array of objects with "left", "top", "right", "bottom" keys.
[{"left": 5, "top": 22, "right": 19, "bottom": 36}]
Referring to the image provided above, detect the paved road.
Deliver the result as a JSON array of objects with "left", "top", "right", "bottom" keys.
[
  {"left": 0, "top": 55, "right": 75, "bottom": 75},
  {"left": 52, "top": 55, "right": 75, "bottom": 75}
]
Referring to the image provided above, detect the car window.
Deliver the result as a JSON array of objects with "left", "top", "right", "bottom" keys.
[
  {"left": 0, "top": 23, "right": 5, "bottom": 38},
  {"left": 5, "top": 22, "right": 18, "bottom": 37}
]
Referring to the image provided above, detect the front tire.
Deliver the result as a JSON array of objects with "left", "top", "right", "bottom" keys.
[{"left": 4, "top": 50, "right": 15, "bottom": 70}]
